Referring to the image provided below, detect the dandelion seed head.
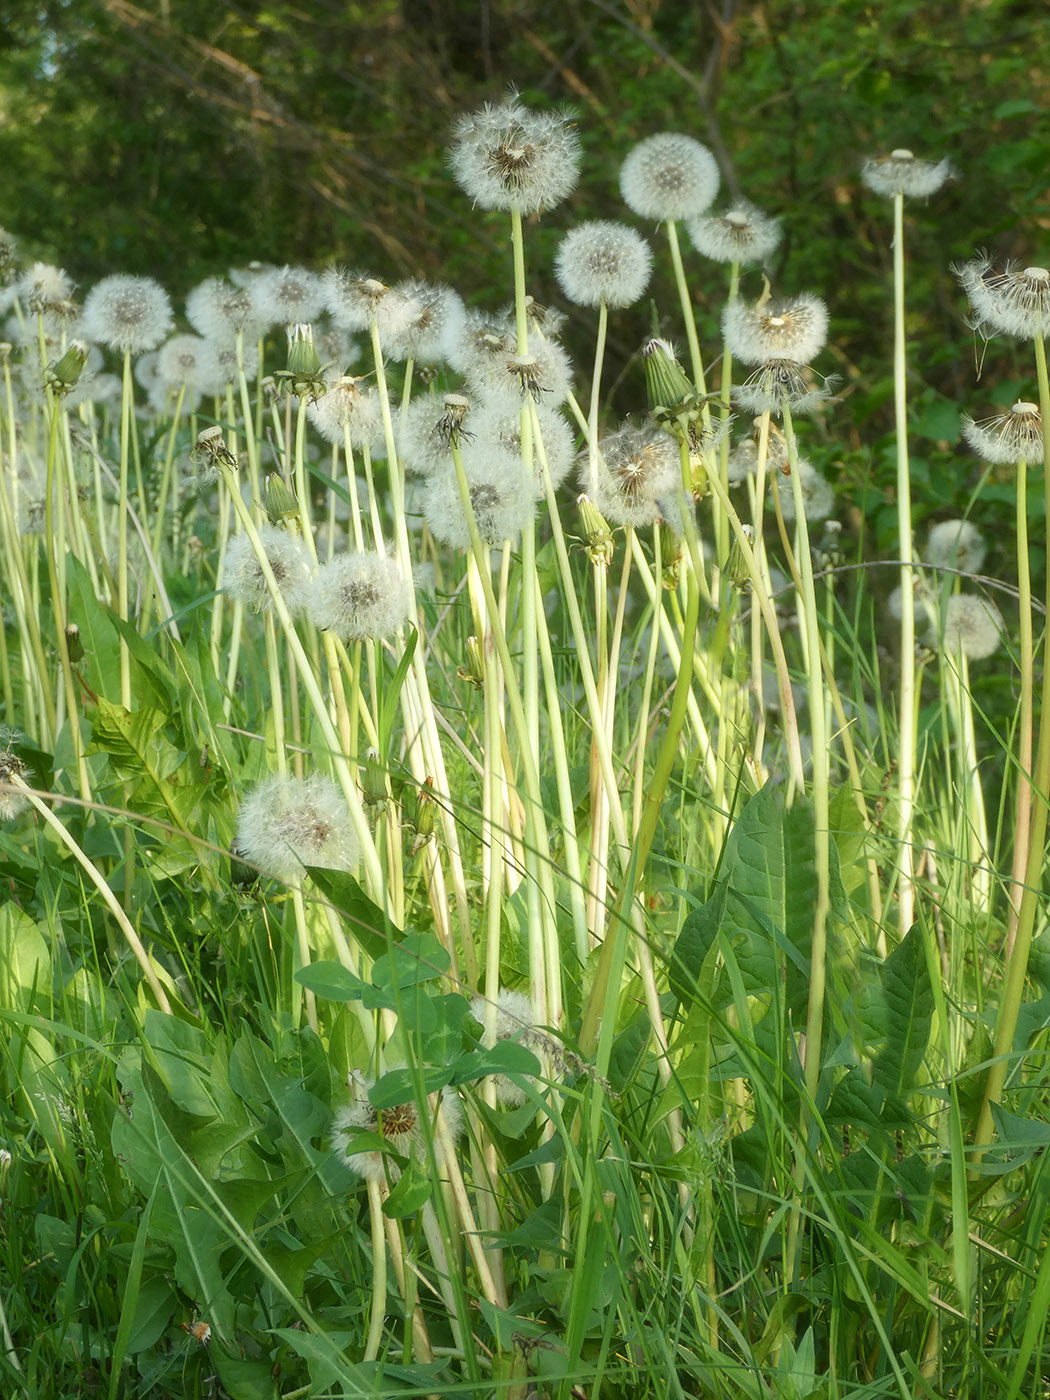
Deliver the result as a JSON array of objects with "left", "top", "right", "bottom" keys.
[
  {"left": 250, "top": 265, "right": 325, "bottom": 332},
  {"left": 18, "top": 262, "right": 77, "bottom": 319},
  {"left": 422, "top": 461, "right": 536, "bottom": 549},
  {"left": 156, "top": 334, "right": 215, "bottom": 394},
  {"left": 382, "top": 280, "right": 467, "bottom": 364},
  {"left": 861, "top": 150, "right": 954, "bottom": 199},
  {"left": 465, "top": 338, "right": 572, "bottom": 408},
  {"left": 470, "top": 989, "right": 541, "bottom": 1106},
  {"left": 219, "top": 524, "right": 313, "bottom": 616},
  {"left": 722, "top": 293, "right": 829, "bottom": 366},
  {"left": 589, "top": 424, "right": 682, "bottom": 529},
  {"left": 236, "top": 773, "right": 359, "bottom": 883},
  {"left": 955, "top": 255, "right": 1050, "bottom": 341},
  {"left": 924, "top": 519, "right": 987, "bottom": 574},
  {"left": 464, "top": 399, "right": 576, "bottom": 492},
  {"left": 307, "top": 375, "right": 382, "bottom": 449},
  {"left": 0, "top": 749, "right": 30, "bottom": 822},
  {"left": 687, "top": 201, "right": 782, "bottom": 265},
  {"left": 773, "top": 459, "right": 836, "bottom": 524},
  {"left": 333, "top": 1073, "right": 464, "bottom": 1184},
  {"left": 940, "top": 594, "right": 1003, "bottom": 661},
  {"left": 81, "top": 274, "right": 174, "bottom": 354},
  {"left": 186, "top": 276, "right": 268, "bottom": 343},
  {"left": 449, "top": 96, "right": 581, "bottom": 215},
  {"left": 620, "top": 132, "right": 720, "bottom": 222},
  {"left": 306, "top": 552, "right": 413, "bottom": 641},
  {"left": 732, "top": 360, "right": 837, "bottom": 417},
  {"left": 399, "top": 392, "right": 475, "bottom": 476},
  {"left": 961, "top": 401, "right": 1044, "bottom": 465},
  {"left": 554, "top": 221, "right": 652, "bottom": 309}
]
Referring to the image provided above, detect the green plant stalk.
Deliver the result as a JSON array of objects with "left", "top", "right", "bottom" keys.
[
  {"left": 215, "top": 461, "right": 386, "bottom": 895},
  {"left": 891, "top": 190, "right": 918, "bottom": 933},
  {"left": 117, "top": 350, "right": 134, "bottom": 708},
  {"left": 972, "top": 334, "right": 1050, "bottom": 1159},
  {"left": 15, "top": 776, "right": 172, "bottom": 1012},
  {"left": 42, "top": 393, "right": 91, "bottom": 804},
  {"left": 1007, "top": 454, "right": 1034, "bottom": 953},
  {"left": 632, "top": 525, "right": 665, "bottom": 836},
  {"left": 363, "top": 1177, "right": 388, "bottom": 1362},
  {"left": 665, "top": 218, "right": 709, "bottom": 404}
]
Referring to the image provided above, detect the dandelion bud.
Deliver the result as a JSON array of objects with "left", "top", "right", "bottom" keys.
[
  {"left": 0, "top": 750, "right": 30, "bottom": 822},
  {"left": 726, "top": 525, "right": 754, "bottom": 591},
  {"left": 81, "top": 274, "right": 173, "bottom": 354},
  {"left": 554, "top": 221, "right": 652, "bottom": 309},
  {"left": 643, "top": 337, "right": 704, "bottom": 426},
  {"left": 449, "top": 96, "right": 581, "bottom": 216},
  {"left": 65, "top": 623, "right": 84, "bottom": 664},
  {"left": 620, "top": 133, "right": 720, "bottom": 222},
  {"left": 275, "top": 323, "right": 327, "bottom": 399},
  {"left": 659, "top": 520, "right": 683, "bottom": 588},
  {"left": 45, "top": 340, "right": 88, "bottom": 394},
  {"left": 361, "top": 750, "right": 390, "bottom": 808},
  {"left": 265, "top": 473, "right": 300, "bottom": 522},
  {"left": 925, "top": 519, "right": 986, "bottom": 575},
  {"left": 458, "top": 634, "right": 485, "bottom": 690},
  {"left": 305, "top": 551, "right": 414, "bottom": 641},
  {"left": 407, "top": 777, "right": 437, "bottom": 847},
  {"left": 576, "top": 494, "right": 615, "bottom": 566},
  {"left": 961, "top": 401, "right": 1044, "bottom": 465},
  {"left": 861, "top": 149, "right": 954, "bottom": 199},
  {"left": 236, "top": 772, "right": 360, "bottom": 883}
]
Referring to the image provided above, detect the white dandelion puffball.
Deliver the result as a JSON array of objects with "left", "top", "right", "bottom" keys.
[
  {"left": 722, "top": 292, "right": 829, "bottom": 367},
  {"left": 861, "top": 150, "right": 954, "bottom": 199},
  {"left": 449, "top": 96, "right": 581, "bottom": 215},
  {"left": 774, "top": 460, "right": 836, "bottom": 524},
  {"left": 219, "top": 525, "right": 313, "bottom": 616},
  {"left": 939, "top": 594, "right": 1004, "bottom": 661},
  {"left": 236, "top": 773, "right": 359, "bottom": 882},
  {"left": 620, "top": 132, "right": 720, "bottom": 222},
  {"left": 925, "top": 519, "right": 986, "bottom": 575},
  {"left": 332, "top": 1073, "right": 464, "bottom": 1184},
  {"left": 554, "top": 221, "right": 652, "bottom": 309},
  {"left": 687, "top": 201, "right": 782, "bottom": 265},
  {"left": 306, "top": 552, "right": 414, "bottom": 641},
  {"left": 81, "top": 274, "right": 173, "bottom": 354}
]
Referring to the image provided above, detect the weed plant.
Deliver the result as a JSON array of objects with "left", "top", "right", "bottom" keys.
[{"left": 0, "top": 100, "right": 1049, "bottom": 1400}]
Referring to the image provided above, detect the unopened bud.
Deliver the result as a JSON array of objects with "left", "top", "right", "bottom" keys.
[
  {"left": 361, "top": 749, "right": 390, "bottom": 807},
  {"left": 265, "top": 473, "right": 299, "bottom": 522},
  {"left": 577, "top": 494, "right": 615, "bottom": 565},
  {"left": 46, "top": 340, "right": 88, "bottom": 393},
  {"left": 457, "top": 635, "right": 485, "bottom": 689},
  {"left": 726, "top": 525, "right": 755, "bottom": 591},
  {"left": 65, "top": 623, "right": 84, "bottom": 664}
]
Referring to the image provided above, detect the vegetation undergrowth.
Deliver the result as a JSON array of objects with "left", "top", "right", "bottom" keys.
[{"left": 1, "top": 96, "right": 1049, "bottom": 1400}]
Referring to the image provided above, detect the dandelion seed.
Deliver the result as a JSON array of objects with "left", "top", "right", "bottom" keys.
[
  {"left": 0, "top": 750, "right": 30, "bottom": 822},
  {"left": 306, "top": 552, "right": 413, "bottom": 641},
  {"left": 722, "top": 292, "right": 829, "bottom": 366},
  {"left": 686, "top": 200, "right": 782, "bottom": 264},
  {"left": 332, "top": 1071, "right": 464, "bottom": 1184},
  {"left": 219, "top": 525, "right": 313, "bottom": 616},
  {"left": 81, "top": 274, "right": 173, "bottom": 354},
  {"left": 620, "top": 132, "right": 720, "bottom": 222},
  {"left": 322, "top": 268, "right": 401, "bottom": 335},
  {"left": 554, "top": 221, "right": 652, "bottom": 309},
  {"left": 861, "top": 149, "right": 954, "bottom": 199},
  {"left": 733, "top": 361, "right": 837, "bottom": 417},
  {"left": 449, "top": 95, "right": 581, "bottom": 215},
  {"left": 961, "top": 401, "right": 1044, "bottom": 464},
  {"left": 925, "top": 519, "right": 987, "bottom": 574},
  {"left": 589, "top": 424, "right": 683, "bottom": 529},
  {"left": 939, "top": 594, "right": 1003, "bottom": 661},
  {"left": 250, "top": 265, "right": 325, "bottom": 331},
  {"left": 954, "top": 255, "right": 1050, "bottom": 341},
  {"left": 236, "top": 773, "right": 359, "bottom": 882}
]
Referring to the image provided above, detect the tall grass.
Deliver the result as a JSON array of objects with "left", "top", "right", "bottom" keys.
[{"left": 0, "top": 111, "right": 1047, "bottom": 1400}]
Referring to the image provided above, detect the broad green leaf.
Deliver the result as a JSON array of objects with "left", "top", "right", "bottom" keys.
[
  {"left": 0, "top": 905, "right": 51, "bottom": 1011},
  {"left": 382, "top": 1159, "right": 432, "bottom": 1217},
  {"left": 859, "top": 926, "right": 934, "bottom": 1101},
  {"left": 304, "top": 867, "right": 401, "bottom": 961}
]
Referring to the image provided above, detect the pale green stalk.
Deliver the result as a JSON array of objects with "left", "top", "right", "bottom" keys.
[
  {"left": 15, "top": 776, "right": 172, "bottom": 1013},
  {"left": 1007, "top": 452, "right": 1034, "bottom": 953},
  {"left": 891, "top": 190, "right": 918, "bottom": 932},
  {"left": 117, "top": 350, "right": 135, "bottom": 708},
  {"left": 973, "top": 334, "right": 1050, "bottom": 1159}
]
